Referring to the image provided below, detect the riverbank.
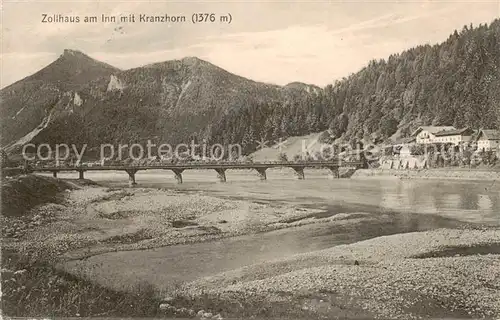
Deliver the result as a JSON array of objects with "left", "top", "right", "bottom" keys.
[
  {"left": 2, "top": 177, "right": 333, "bottom": 264},
  {"left": 2, "top": 174, "right": 499, "bottom": 319},
  {"left": 1, "top": 174, "right": 348, "bottom": 318},
  {"left": 182, "top": 228, "right": 500, "bottom": 319},
  {"left": 0, "top": 175, "right": 165, "bottom": 317},
  {"left": 1, "top": 248, "right": 164, "bottom": 317},
  {"left": 353, "top": 168, "right": 500, "bottom": 181}
]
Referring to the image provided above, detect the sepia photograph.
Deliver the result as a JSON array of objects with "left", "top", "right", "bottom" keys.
[{"left": 1, "top": 0, "right": 500, "bottom": 319}]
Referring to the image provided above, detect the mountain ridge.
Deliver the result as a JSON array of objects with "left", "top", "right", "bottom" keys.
[
  {"left": 2, "top": 19, "right": 500, "bottom": 158},
  {"left": 1, "top": 49, "right": 315, "bottom": 152}
]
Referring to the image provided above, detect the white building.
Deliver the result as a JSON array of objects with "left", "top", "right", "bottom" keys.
[
  {"left": 412, "top": 126, "right": 456, "bottom": 144},
  {"left": 476, "top": 129, "right": 500, "bottom": 151},
  {"left": 432, "top": 128, "right": 474, "bottom": 145}
]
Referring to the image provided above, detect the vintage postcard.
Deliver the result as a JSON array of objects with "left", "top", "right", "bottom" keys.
[{"left": 1, "top": 0, "right": 499, "bottom": 319}]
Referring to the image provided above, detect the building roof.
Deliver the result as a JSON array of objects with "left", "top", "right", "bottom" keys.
[
  {"left": 411, "top": 126, "right": 456, "bottom": 137},
  {"left": 434, "top": 127, "right": 473, "bottom": 137},
  {"left": 393, "top": 136, "right": 416, "bottom": 145},
  {"left": 477, "top": 129, "right": 500, "bottom": 140}
]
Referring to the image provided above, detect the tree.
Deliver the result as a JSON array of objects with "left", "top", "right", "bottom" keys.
[
  {"left": 379, "top": 116, "right": 399, "bottom": 137},
  {"left": 277, "top": 152, "right": 288, "bottom": 162},
  {"left": 1, "top": 149, "right": 10, "bottom": 168},
  {"left": 409, "top": 144, "right": 425, "bottom": 155},
  {"left": 461, "top": 148, "right": 473, "bottom": 167},
  {"left": 330, "top": 113, "right": 348, "bottom": 138}
]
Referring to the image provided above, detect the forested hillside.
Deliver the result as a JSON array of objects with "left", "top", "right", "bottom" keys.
[
  {"left": 206, "top": 20, "right": 500, "bottom": 152},
  {"left": 2, "top": 20, "right": 500, "bottom": 157}
]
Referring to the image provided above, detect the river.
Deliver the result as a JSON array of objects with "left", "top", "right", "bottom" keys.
[{"left": 55, "top": 169, "right": 499, "bottom": 292}]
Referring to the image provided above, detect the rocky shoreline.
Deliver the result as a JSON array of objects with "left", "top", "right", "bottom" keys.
[
  {"left": 182, "top": 229, "right": 500, "bottom": 319},
  {"left": 3, "top": 182, "right": 333, "bottom": 263}
]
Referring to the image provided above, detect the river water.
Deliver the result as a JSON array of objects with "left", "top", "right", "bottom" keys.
[
  {"left": 56, "top": 169, "right": 499, "bottom": 291},
  {"left": 58, "top": 168, "right": 500, "bottom": 224}
]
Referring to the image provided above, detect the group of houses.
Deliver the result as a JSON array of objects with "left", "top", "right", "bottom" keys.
[
  {"left": 391, "top": 126, "right": 500, "bottom": 158},
  {"left": 382, "top": 126, "right": 500, "bottom": 169},
  {"left": 409, "top": 126, "right": 500, "bottom": 150}
]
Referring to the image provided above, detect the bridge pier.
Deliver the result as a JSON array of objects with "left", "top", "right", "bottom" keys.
[
  {"left": 291, "top": 166, "right": 305, "bottom": 180},
  {"left": 214, "top": 168, "right": 227, "bottom": 182},
  {"left": 172, "top": 169, "right": 184, "bottom": 184},
  {"left": 125, "top": 169, "right": 138, "bottom": 187},
  {"left": 52, "top": 171, "right": 58, "bottom": 178},
  {"left": 255, "top": 168, "right": 267, "bottom": 180},
  {"left": 327, "top": 166, "right": 339, "bottom": 179},
  {"left": 78, "top": 170, "right": 85, "bottom": 180}
]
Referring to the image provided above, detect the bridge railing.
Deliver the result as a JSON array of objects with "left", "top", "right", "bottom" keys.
[{"left": 24, "top": 159, "right": 365, "bottom": 171}]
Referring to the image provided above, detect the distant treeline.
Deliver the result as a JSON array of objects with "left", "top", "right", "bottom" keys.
[{"left": 205, "top": 20, "right": 500, "bottom": 154}]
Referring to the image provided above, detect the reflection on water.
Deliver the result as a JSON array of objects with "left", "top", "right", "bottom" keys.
[
  {"left": 378, "top": 179, "right": 499, "bottom": 224},
  {"left": 49, "top": 169, "right": 500, "bottom": 225},
  {"left": 380, "top": 181, "right": 500, "bottom": 223}
]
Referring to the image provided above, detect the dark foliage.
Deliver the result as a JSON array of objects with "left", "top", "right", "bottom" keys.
[
  {"left": 1, "top": 175, "right": 74, "bottom": 217},
  {"left": 195, "top": 20, "right": 500, "bottom": 150}
]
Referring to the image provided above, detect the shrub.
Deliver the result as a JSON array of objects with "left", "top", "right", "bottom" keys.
[
  {"left": 277, "top": 152, "right": 288, "bottom": 162},
  {"left": 292, "top": 154, "right": 302, "bottom": 162}
]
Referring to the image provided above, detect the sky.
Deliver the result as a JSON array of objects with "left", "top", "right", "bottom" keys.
[{"left": 1, "top": 0, "right": 500, "bottom": 88}]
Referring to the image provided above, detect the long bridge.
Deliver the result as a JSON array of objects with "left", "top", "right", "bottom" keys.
[{"left": 7, "top": 160, "right": 366, "bottom": 186}]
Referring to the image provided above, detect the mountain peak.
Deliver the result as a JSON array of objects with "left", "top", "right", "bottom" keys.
[
  {"left": 179, "top": 57, "right": 226, "bottom": 72},
  {"left": 62, "top": 48, "right": 85, "bottom": 56},
  {"left": 53, "top": 49, "right": 118, "bottom": 70},
  {"left": 59, "top": 49, "right": 99, "bottom": 63},
  {"left": 181, "top": 56, "right": 204, "bottom": 64},
  {"left": 143, "top": 56, "right": 216, "bottom": 73},
  {"left": 15, "top": 49, "right": 121, "bottom": 91}
]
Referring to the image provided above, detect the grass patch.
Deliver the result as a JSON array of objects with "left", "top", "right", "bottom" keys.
[
  {"left": 1, "top": 248, "right": 163, "bottom": 317},
  {"left": 1, "top": 175, "right": 74, "bottom": 217}
]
